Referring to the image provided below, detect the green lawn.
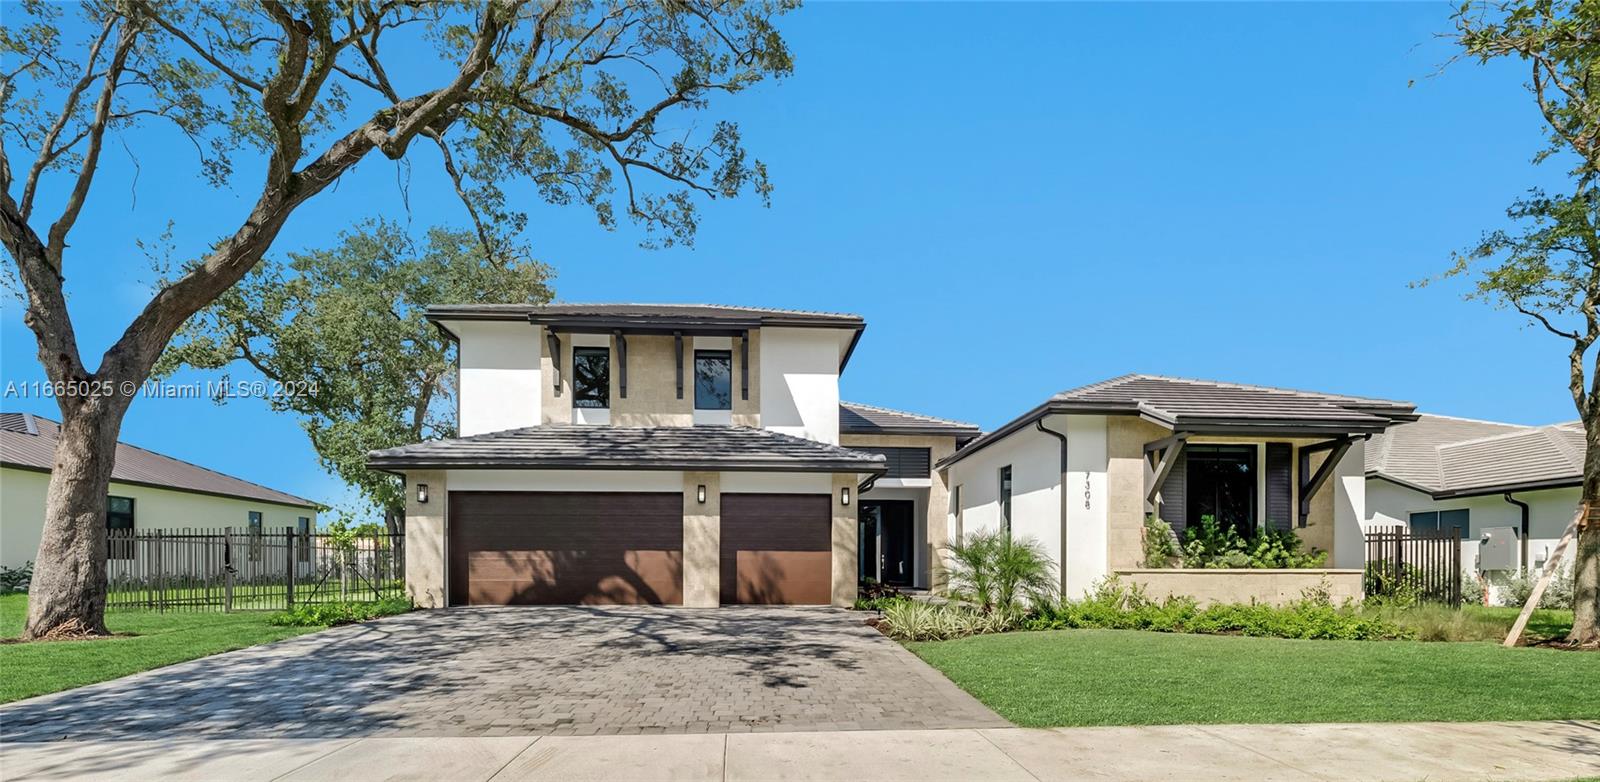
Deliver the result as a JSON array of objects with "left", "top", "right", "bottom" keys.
[
  {"left": 908, "top": 628, "right": 1600, "bottom": 727},
  {"left": 0, "top": 594, "right": 324, "bottom": 704}
]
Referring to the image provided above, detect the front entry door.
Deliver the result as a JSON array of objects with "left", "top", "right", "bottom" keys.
[{"left": 859, "top": 500, "right": 915, "bottom": 587}]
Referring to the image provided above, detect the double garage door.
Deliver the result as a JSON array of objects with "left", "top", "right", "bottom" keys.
[{"left": 448, "top": 492, "right": 831, "bottom": 606}]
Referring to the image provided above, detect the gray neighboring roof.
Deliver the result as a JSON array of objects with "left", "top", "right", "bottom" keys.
[
  {"left": 839, "top": 402, "right": 981, "bottom": 438},
  {"left": 0, "top": 412, "right": 317, "bottom": 508},
  {"left": 1367, "top": 414, "right": 1585, "bottom": 498},
  {"left": 941, "top": 374, "right": 1417, "bottom": 470},
  {"left": 427, "top": 302, "right": 864, "bottom": 328},
  {"left": 368, "top": 425, "right": 888, "bottom": 474}
]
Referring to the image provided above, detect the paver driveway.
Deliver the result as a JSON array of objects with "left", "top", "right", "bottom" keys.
[{"left": 0, "top": 607, "right": 1007, "bottom": 741}]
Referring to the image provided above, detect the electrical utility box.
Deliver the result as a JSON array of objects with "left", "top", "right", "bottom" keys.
[{"left": 1479, "top": 526, "right": 1520, "bottom": 572}]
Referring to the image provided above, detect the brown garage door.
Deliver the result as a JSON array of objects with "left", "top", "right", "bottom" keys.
[
  {"left": 720, "top": 493, "right": 832, "bottom": 605},
  {"left": 448, "top": 491, "right": 683, "bottom": 606}
]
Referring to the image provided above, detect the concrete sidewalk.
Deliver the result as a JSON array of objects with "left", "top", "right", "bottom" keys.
[{"left": 2, "top": 721, "right": 1595, "bottom": 781}]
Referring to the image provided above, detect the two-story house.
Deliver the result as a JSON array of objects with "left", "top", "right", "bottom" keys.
[{"left": 368, "top": 304, "right": 975, "bottom": 608}]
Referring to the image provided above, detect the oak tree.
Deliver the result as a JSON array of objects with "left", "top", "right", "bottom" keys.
[
  {"left": 1443, "top": 0, "right": 1599, "bottom": 643},
  {"left": 0, "top": 0, "right": 793, "bottom": 639}
]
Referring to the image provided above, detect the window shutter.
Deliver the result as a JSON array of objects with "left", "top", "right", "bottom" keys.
[
  {"left": 1266, "top": 442, "right": 1293, "bottom": 531},
  {"left": 1158, "top": 450, "right": 1186, "bottom": 534}
]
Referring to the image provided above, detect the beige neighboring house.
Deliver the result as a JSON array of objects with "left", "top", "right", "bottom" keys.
[
  {"left": 1364, "top": 413, "right": 1583, "bottom": 596},
  {"left": 0, "top": 412, "right": 319, "bottom": 570}
]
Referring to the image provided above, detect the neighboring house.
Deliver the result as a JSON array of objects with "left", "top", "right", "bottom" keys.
[
  {"left": 0, "top": 412, "right": 318, "bottom": 570},
  {"left": 1365, "top": 414, "right": 1582, "bottom": 591},
  {"left": 369, "top": 304, "right": 976, "bottom": 609},
  {"left": 939, "top": 375, "right": 1417, "bottom": 599}
]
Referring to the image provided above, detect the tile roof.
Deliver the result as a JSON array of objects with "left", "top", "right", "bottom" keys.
[
  {"left": 1050, "top": 374, "right": 1416, "bottom": 427},
  {"left": 368, "top": 425, "right": 888, "bottom": 474},
  {"left": 1367, "top": 414, "right": 1585, "bottom": 497},
  {"left": 941, "top": 374, "right": 1417, "bottom": 470},
  {"left": 0, "top": 413, "right": 317, "bottom": 507},
  {"left": 427, "top": 302, "right": 864, "bottom": 326},
  {"left": 839, "top": 402, "right": 981, "bottom": 438}
]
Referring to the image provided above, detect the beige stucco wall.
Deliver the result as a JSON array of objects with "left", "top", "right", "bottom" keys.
[
  {"left": 831, "top": 472, "right": 858, "bottom": 607},
  {"left": 540, "top": 330, "right": 762, "bottom": 429},
  {"left": 843, "top": 433, "right": 959, "bottom": 588},
  {"left": 404, "top": 470, "right": 447, "bottom": 608},
  {"left": 1106, "top": 417, "right": 1173, "bottom": 570},
  {"left": 1, "top": 466, "right": 316, "bottom": 570},
  {"left": 1114, "top": 568, "right": 1363, "bottom": 608},
  {"left": 682, "top": 471, "right": 720, "bottom": 607}
]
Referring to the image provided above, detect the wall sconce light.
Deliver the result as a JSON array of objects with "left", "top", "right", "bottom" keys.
[
  {"left": 416, "top": 483, "right": 429, "bottom": 504},
  {"left": 697, "top": 484, "right": 707, "bottom": 504},
  {"left": 840, "top": 486, "right": 851, "bottom": 506}
]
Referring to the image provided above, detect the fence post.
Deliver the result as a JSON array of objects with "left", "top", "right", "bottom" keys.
[
  {"left": 223, "top": 528, "right": 234, "bottom": 613},
  {"left": 285, "top": 527, "right": 296, "bottom": 610}
]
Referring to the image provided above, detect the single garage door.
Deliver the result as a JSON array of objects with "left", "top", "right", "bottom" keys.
[
  {"left": 720, "top": 493, "right": 832, "bottom": 605},
  {"left": 448, "top": 491, "right": 683, "bottom": 606}
]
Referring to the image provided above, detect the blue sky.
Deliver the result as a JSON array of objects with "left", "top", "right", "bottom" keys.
[{"left": 0, "top": 2, "right": 1574, "bottom": 516}]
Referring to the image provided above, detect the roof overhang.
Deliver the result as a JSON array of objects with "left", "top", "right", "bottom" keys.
[
  {"left": 1365, "top": 471, "right": 1583, "bottom": 500},
  {"left": 369, "top": 458, "right": 886, "bottom": 475},
  {"left": 426, "top": 308, "right": 866, "bottom": 372},
  {"left": 939, "top": 402, "right": 1396, "bottom": 470}
]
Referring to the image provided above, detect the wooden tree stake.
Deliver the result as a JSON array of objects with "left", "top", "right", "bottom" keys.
[{"left": 1502, "top": 504, "right": 1584, "bottom": 648}]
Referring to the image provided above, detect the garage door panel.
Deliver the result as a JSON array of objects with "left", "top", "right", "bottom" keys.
[
  {"left": 721, "top": 494, "right": 831, "bottom": 605},
  {"left": 449, "top": 492, "right": 683, "bottom": 606}
]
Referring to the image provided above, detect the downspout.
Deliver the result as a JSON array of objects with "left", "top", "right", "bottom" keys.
[
  {"left": 1503, "top": 492, "right": 1530, "bottom": 573},
  {"left": 1036, "top": 418, "right": 1070, "bottom": 597}
]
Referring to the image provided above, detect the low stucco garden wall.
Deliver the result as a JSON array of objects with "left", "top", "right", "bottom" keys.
[{"left": 1113, "top": 569, "right": 1363, "bottom": 608}]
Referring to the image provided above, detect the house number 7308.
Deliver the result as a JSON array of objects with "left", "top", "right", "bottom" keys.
[{"left": 1083, "top": 475, "right": 1091, "bottom": 509}]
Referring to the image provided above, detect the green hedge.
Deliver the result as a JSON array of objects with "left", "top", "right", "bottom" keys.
[
  {"left": 1025, "top": 579, "right": 1412, "bottom": 641},
  {"left": 267, "top": 597, "right": 412, "bottom": 627}
]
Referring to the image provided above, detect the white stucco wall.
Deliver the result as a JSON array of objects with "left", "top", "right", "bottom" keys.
[
  {"left": 758, "top": 327, "right": 842, "bottom": 444},
  {"left": 0, "top": 467, "right": 316, "bottom": 569},
  {"left": 1331, "top": 440, "right": 1366, "bottom": 569},
  {"left": 948, "top": 425, "right": 1057, "bottom": 543},
  {"left": 1365, "top": 478, "right": 1579, "bottom": 576},
  {"left": 1062, "top": 415, "right": 1110, "bottom": 597},
  {"left": 448, "top": 319, "right": 542, "bottom": 437}
]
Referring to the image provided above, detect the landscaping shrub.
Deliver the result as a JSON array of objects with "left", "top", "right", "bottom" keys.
[
  {"left": 267, "top": 597, "right": 412, "bottom": 627},
  {"left": 0, "top": 562, "right": 32, "bottom": 594},
  {"left": 1141, "top": 516, "right": 1178, "bottom": 568},
  {"left": 878, "top": 600, "right": 1019, "bottom": 641},
  {"left": 1500, "top": 566, "right": 1576, "bottom": 610},
  {"left": 1023, "top": 577, "right": 1414, "bottom": 641},
  {"left": 1181, "top": 515, "right": 1328, "bottom": 569},
  {"left": 944, "top": 530, "right": 1057, "bottom": 614}
]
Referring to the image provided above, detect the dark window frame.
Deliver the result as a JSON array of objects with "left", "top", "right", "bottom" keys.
[
  {"left": 693, "top": 349, "right": 733, "bottom": 411},
  {"left": 1184, "top": 444, "right": 1258, "bottom": 538},
  {"left": 248, "top": 510, "right": 264, "bottom": 561},
  {"left": 571, "top": 346, "right": 611, "bottom": 409},
  {"left": 106, "top": 495, "right": 135, "bottom": 560},
  {"left": 999, "top": 465, "right": 1013, "bottom": 533},
  {"left": 1408, "top": 509, "right": 1470, "bottom": 540}
]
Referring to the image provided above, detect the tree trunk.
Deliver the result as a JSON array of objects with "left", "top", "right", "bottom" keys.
[
  {"left": 1571, "top": 423, "right": 1600, "bottom": 645},
  {"left": 23, "top": 398, "right": 130, "bottom": 639}
]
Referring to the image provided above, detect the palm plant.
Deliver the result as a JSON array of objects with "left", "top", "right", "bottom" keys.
[{"left": 944, "top": 530, "right": 1058, "bottom": 614}]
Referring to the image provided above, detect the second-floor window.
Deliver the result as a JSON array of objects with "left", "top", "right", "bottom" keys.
[
  {"left": 573, "top": 347, "right": 610, "bottom": 408},
  {"left": 694, "top": 350, "right": 732, "bottom": 410}
]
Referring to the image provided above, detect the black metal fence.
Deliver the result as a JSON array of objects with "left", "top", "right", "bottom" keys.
[
  {"left": 1363, "top": 526, "right": 1462, "bottom": 606},
  {"left": 105, "top": 528, "right": 404, "bottom": 612}
]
